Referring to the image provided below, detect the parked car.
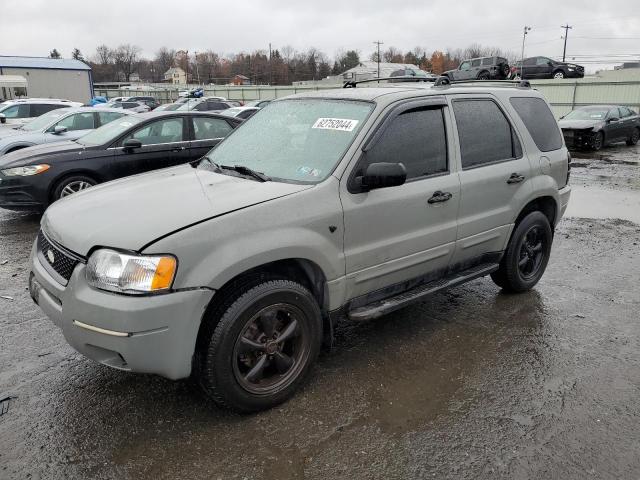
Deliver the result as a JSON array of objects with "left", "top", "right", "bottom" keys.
[
  {"left": 154, "top": 103, "right": 182, "bottom": 112},
  {"left": 102, "top": 100, "right": 150, "bottom": 113},
  {"left": 27, "top": 83, "right": 570, "bottom": 412},
  {"left": 124, "top": 96, "right": 161, "bottom": 110},
  {"left": 219, "top": 106, "right": 260, "bottom": 120},
  {"left": 511, "top": 56, "right": 585, "bottom": 80},
  {"left": 176, "top": 99, "right": 232, "bottom": 112},
  {"left": 559, "top": 105, "right": 640, "bottom": 150},
  {"left": 0, "top": 98, "right": 83, "bottom": 126},
  {"left": 176, "top": 96, "right": 226, "bottom": 105},
  {"left": 0, "top": 111, "right": 240, "bottom": 210},
  {"left": 443, "top": 56, "right": 510, "bottom": 81},
  {"left": 0, "top": 107, "right": 131, "bottom": 155},
  {"left": 244, "top": 99, "right": 272, "bottom": 109},
  {"left": 389, "top": 67, "right": 434, "bottom": 82}
]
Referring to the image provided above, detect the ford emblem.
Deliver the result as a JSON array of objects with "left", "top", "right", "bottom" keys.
[{"left": 47, "top": 249, "right": 55, "bottom": 264}]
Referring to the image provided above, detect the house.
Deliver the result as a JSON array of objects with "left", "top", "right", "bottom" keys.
[
  {"left": 164, "top": 67, "right": 186, "bottom": 85},
  {"left": 0, "top": 56, "right": 93, "bottom": 103},
  {"left": 341, "top": 61, "right": 423, "bottom": 82},
  {"left": 231, "top": 74, "right": 250, "bottom": 86}
]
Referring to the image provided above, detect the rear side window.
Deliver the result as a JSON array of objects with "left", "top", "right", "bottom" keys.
[
  {"left": 362, "top": 107, "right": 448, "bottom": 180},
  {"left": 509, "top": 97, "right": 563, "bottom": 152},
  {"left": 97, "top": 111, "right": 124, "bottom": 126},
  {"left": 471, "top": 59, "right": 481, "bottom": 67},
  {"left": 31, "top": 104, "right": 62, "bottom": 116},
  {"left": 192, "top": 117, "right": 233, "bottom": 140},
  {"left": 453, "top": 99, "right": 522, "bottom": 169},
  {"left": 482, "top": 58, "right": 493, "bottom": 66}
]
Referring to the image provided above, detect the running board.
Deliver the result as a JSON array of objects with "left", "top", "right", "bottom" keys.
[{"left": 347, "top": 263, "right": 499, "bottom": 321}]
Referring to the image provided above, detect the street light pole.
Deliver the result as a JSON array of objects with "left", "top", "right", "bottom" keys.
[
  {"left": 561, "top": 24, "right": 573, "bottom": 62},
  {"left": 520, "top": 26, "right": 531, "bottom": 79},
  {"left": 194, "top": 51, "right": 201, "bottom": 85},
  {"left": 373, "top": 40, "right": 384, "bottom": 79}
]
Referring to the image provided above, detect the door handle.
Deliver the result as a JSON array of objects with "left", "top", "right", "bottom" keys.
[
  {"left": 507, "top": 173, "right": 525, "bottom": 184},
  {"left": 428, "top": 191, "right": 453, "bottom": 204},
  {"left": 171, "top": 146, "right": 186, "bottom": 152}
]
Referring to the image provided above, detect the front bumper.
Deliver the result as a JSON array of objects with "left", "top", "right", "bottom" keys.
[
  {"left": 0, "top": 176, "right": 45, "bottom": 210},
  {"left": 562, "top": 129, "right": 597, "bottom": 149},
  {"left": 29, "top": 242, "right": 215, "bottom": 380}
]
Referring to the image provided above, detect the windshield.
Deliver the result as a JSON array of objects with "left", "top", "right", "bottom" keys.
[
  {"left": 77, "top": 116, "right": 143, "bottom": 146},
  {"left": 564, "top": 107, "right": 610, "bottom": 121},
  {"left": 21, "top": 109, "right": 70, "bottom": 131},
  {"left": 200, "top": 99, "right": 373, "bottom": 184}
]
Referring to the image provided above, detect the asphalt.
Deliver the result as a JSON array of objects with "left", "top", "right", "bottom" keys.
[{"left": 1, "top": 143, "right": 639, "bottom": 479}]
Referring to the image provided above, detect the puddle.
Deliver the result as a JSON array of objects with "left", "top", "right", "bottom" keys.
[{"left": 566, "top": 185, "right": 640, "bottom": 224}]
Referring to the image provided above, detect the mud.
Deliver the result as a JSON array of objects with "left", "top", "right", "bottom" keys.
[{"left": 1, "top": 146, "right": 639, "bottom": 479}]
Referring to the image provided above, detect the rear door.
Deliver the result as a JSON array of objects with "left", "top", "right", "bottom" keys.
[
  {"left": 449, "top": 95, "right": 533, "bottom": 268},
  {"left": 606, "top": 107, "right": 628, "bottom": 142},
  {"left": 111, "top": 116, "right": 190, "bottom": 178},
  {"left": 189, "top": 115, "right": 235, "bottom": 160},
  {"left": 520, "top": 58, "right": 537, "bottom": 79},
  {"left": 342, "top": 98, "right": 460, "bottom": 299}
]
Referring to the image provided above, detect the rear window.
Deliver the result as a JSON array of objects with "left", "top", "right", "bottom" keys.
[
  {"left": 509, "top": 97, "right": 563, "bottom": 152},
  {"left": 482, "top": 58, "right": 493, "bottom": 66}
]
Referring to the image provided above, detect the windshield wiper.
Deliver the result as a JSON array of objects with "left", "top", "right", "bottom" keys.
[{"left": 220, "top": 164, "right": 271, "bottom": 182}]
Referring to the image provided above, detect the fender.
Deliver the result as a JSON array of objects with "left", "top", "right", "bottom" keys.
[{"left": 1, "top": 142, "right": 35, "bottom": 155}]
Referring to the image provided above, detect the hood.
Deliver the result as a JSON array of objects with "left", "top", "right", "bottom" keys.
[
  {"left": 42, "top": 164, "right": 312, "bottom": 256},
  {"left": 0, "top": 141, "right": 84, "bottom": 168},
  {"left": 0, "top": 125, "right": 28, "bottom": 141},
  {"left": 558, "top": 119, "right": 602, "bottom": 130}
]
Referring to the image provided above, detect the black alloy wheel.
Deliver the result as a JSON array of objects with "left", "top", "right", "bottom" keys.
[
  {"left": 517, "top": 225, "right": 546, "bottom": 280},
  {"left": 592, "top": 131, "right": 604, "bottom": 151},
  {"left": 627, "top": 128, "right": 640, "bottom": 146}
]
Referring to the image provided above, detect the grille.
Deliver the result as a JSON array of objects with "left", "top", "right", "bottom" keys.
[{"left": 37, "top": 230, "right": 80, "bottom": 283}]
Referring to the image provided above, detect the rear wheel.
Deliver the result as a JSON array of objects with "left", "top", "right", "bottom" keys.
[
  {"left": 491, "top": 211, "right": 553, "bottom": 293},
  {"left": 477, "top": 72, "right": 490, "bottom": 80},
  {"left": 197, "top": 279, "right": 323, "bottom": 412},
  {"left": 627, "top": 127, "right": 640, "bottom": 146},
  {"left": 52, "top": 175, "right": 97, "bottom": 202},
  {"left": 553, "top": 70, "right": 565, "bottom": 79}
]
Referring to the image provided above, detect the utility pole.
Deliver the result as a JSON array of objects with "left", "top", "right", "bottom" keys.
[
  {"left": 269, "top": 42, "right": 272, "bottom": 86},
  {"left": 373, "top": 40, "right": 384, "bottom": 78},
  {"left": 520, "top": 26, "right": 531, "bottom": 79},
  {"left": 561, "top": 24, "right": 573, "bottom": 62},
  {"left": 194, "top": 51, "right": 201, "bottom": 85}
]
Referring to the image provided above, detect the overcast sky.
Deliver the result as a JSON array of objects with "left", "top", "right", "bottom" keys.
[{"left": 3, "top": 0, "right": 639, "bottom": 73}]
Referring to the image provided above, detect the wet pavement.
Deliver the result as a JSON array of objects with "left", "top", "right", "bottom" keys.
[{"left": 1, "top": 144, "right": 639, "bottom": 479}]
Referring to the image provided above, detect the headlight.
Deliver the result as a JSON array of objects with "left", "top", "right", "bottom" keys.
[
  {"left": 568, "top": 67, "right": 575, "bottom": 71},
  {"left": 86, "top": 249, "right": 177, "bottom": 294},
  {"left": 1, "top": 164, "right": 50, "bottom": 176}
]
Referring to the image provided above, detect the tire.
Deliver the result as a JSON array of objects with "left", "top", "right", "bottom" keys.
[
  {"left": 500, "top": 63, "right": 511, "bottom": 78},
  {"left": 491, "top": 211, "right": 553, "bottom": 293},
  {"left": 197, "top": 279, "right": 323, "bottom": 413},
  {"left": 553, "top": 70, "right": 565, "bottom": 79},
  {"left": 626, "top": 127, "right": 640, "bottom": 146},
  {"left": 591, "top": 131, "right": 604, "bottom": 151},
  {"left": 477, "top": 72, "right": 490, "bottom": 80},
  {"left": 52, "top": 174, "right": 97, "bottom": 202}
]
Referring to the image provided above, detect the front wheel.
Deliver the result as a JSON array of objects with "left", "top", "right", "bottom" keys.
[
  {"left": 553, "top": 70, "right": 565, "bottom": 79},
  {"left": 491, "top": 211, "right": 553, "bottom": 293},
  {"left": 197, "top": 279, "right": 323, "bottom": 412},
  {"left": 52, "top": 175, "right": 97, "bottom": 202},
  {"left": 592, "top": 131, "right": 604, "bottom": 151}
]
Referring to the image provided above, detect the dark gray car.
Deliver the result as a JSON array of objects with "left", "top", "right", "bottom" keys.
[{"left": 559, "top": 105, "right": 640, "bottom": 150}]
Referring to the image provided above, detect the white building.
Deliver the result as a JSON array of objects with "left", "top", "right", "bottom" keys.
[
  {"left": 341, "top": 61, "right": 424, "bottom": 82},
  {"left": 0, "top": 56, "right": 93, "bottom": 103},
  {"left": 164, "top": 67, "right": 186, "bottom": 85}
]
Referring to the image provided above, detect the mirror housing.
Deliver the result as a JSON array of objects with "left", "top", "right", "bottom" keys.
[
  {"left": 123, "top": 138, "right": 143, "bottom": 150},
  {"left": 53, "top": 125, "right": 68, "bottom": 134},
  {"left": 0, "top": 113, "right": 5, "bottom": 124},
  {"left": 608, "top": 117, "right": 620, "bottom": 123},
  {"left": 357, "top": 162, "right": 407, "bottom": 192},
  {"left": 547, "top": 61, "right": 554, "bottom": 66}
]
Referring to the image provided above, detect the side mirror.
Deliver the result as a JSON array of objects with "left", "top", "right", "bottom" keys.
[
  {"left": 357, "top": 162, "right": 407, "bottom": 192},
  {"left": 0, "top": 113, "right": 5, "bottom": 124},
  {"left": 123, "top": 138, "right": 142, "bottom": 150},
  {"left": 547, "top": 61, "right": 554, "bottom": 66},
  {"left": 53, "top": 125, "right": 68, "bottom": 134},
  {"left": 608, "top": 117, "right": 620, "bottom": 123}
]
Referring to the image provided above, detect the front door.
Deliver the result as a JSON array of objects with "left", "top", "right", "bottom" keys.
[
  {"left": 449, "top": 96, "right": 533, "bottom": 268},
  {"left": 341, "top": 99, "right": 460, "bottom": 300},
  {"left": 112, "top": 116, "right": 190, "bottom": 178}
]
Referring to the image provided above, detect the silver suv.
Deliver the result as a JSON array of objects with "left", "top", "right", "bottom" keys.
[
  {"left": 0, "top": 98, "right": 83, "bottom": 126},
  {"left": 29, "top": 81, "right": 571, "bottom": 412}
]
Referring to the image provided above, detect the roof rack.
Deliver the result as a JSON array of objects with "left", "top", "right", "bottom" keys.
[
  {"left": 343, "top": 76, "right": 438, "bottom": 88},
  {"left": 433, "top": 78, "right": 531, "bottom": 88}
]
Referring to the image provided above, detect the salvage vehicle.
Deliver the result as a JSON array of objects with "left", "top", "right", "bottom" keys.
[
  {"left": 0, "top": 111, "right": 240, "bottom": 210},
  {"left": 177, "top": 99, "right": 233, "bottom": 112},
  {"left": 443, "top": 56, "right": 510, "bottom": 81},
  {"left": 219, "top": 106, "right": 260, "bottom": 120},
  {"left": 0, "top": 98, "right": 82, "bottom": 126},
  {"left": 559, "top": 105, "right": 640, "bottom": 150},
  {"left": 0, "top": 107, "right": 131, "bottom": 156},
  {"left": 28, "top": 80, "right": 571, "bottom": 412},
  {"left": 511, "top": 56, "right": 584, "bottom": 80}
]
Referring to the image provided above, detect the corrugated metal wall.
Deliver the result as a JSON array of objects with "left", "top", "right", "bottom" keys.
[{"left": 96, "top": 79, "right": 640, "bottom": 119}]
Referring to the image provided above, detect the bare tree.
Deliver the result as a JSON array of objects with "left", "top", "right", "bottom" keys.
[
  {"left": 94, "top": 45, "right": 113, "bottom": 65},
  {"left": 154, "top": 47, "right": 176, "bottom": 77},
  {"left": 113, "top": 44, "right": 142, "bottom": 81}
]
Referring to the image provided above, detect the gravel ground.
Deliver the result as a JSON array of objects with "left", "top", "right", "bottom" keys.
[{"left": 0, "top": 144, "right": 639, "bottom": 479}]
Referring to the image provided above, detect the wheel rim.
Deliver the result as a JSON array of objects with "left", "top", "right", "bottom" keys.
[
  {"left": 60, "top": 180, "right": 93, "bottom": 198},
  {"left": 594, "top": 133, "right": 603, "bottom": 150},
  {"left": 553, "top": 72, "right": 564, "bottom": 79},
  {"left": 518, "top": 226, "right": 546, "bottom": 280},
  {"left": 632, "top": 130, "right": 639, "bottom": 143},
  {"left": 232, "top": 303, "right": 310, "bottom": 395}
]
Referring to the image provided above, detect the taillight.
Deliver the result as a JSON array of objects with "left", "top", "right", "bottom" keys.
[{"left": 565, "top": 152, "right": 571, "bottom": 186}]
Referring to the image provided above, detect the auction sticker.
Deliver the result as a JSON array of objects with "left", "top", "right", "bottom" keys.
[{"left": 312, "top": 118, "right": 358, "bottom": 132}]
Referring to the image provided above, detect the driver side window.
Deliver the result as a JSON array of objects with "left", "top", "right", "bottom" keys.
[
  {"left": 123, "top": 118, "right": 184, "bottom": 146},
  {"left": 460, "top": 62, "right": 471, "bottom": 71},
  {"left": 49, "top": 113, "right": 95, "bottom": 132}
]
